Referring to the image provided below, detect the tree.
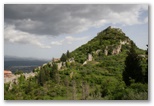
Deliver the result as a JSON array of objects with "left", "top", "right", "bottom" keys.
[
  {"left": 64, "top": 77, "right": 69, "bottom": 98},
  {"left": 88, "top": 46, "right": 92, "bottom": 53},
  {"left": 72, "top": 80, "right": 76, "bottom": 100},
  {"left": 15, "top": 70, "right": 23, "bottom": 75},
  {"left": 38, "top": 69, "right": 45, "bottom": 86},
  {"left": 66, "top": 50, "right": 70, "bottom": 58},
  {"left": 50, "top": 63, "right": 60, "bottom": 83},
  {"left": 60, "top": 53, "right": 67, "bottom": 62},
  {"left": 99, "top": 37, "right": 102, "bottom": 45},
  {"left": 123, "top": 43, "right": 143, "bottom": 86},
  {"left": 25, "top": 80, "right": 32, "bottom": 94},
  {"left": 145, "top": 45, "right": 148, "bottom": 83},
  {"left": 81, "top": 81, "right": 89, "bottom": 100},
  {"left": 44, "top": 68, "right": 50, "bottom": 81}
]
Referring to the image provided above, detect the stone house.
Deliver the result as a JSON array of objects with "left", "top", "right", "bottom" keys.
[
  {"left": 52, "top": 58, "right": 60, "bottom": 62},
  {"left": 4, "top": 70, "right": 12, "bottom": 78}
]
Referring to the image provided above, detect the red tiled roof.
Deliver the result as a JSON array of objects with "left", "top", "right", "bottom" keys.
[{"left": 4, "top": 70, "right": 12, "bottom": 74}]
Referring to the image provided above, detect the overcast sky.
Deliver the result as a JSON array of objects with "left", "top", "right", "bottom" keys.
[{"left": 4, "top": 4, "right": 148, "bottom": 60}]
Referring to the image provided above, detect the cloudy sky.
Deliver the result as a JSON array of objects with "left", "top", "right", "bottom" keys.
[{"left": 4, "top": 4, "right": 148, "bottom": 60}]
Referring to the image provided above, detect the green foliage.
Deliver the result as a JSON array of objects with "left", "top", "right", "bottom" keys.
[
  {"left": 38, "top": 69, "right": 46, "bottom": 86},
  {"left": 60, "top": 53, "right": 67, "bottom": 62},
  {"left": 123, "top": 44, "right": 144, "bottom": 86},
  {"left": 66, "top": 61, "right": 70, "bottom": 67},
  {"left": 15, "top": 70, "right": 23, "bottom": 75},
  {"left": 145, "top": 45, "right": 148, "bottom": 83},
  {"left": 122, "top": 83, "right": 148, "bottom": 100},
  {"left": 66, "top": 50, "right": 71, "bottom": 58},
  {"left": 51, "top": 63, "right": 59, "bottom": 82}
]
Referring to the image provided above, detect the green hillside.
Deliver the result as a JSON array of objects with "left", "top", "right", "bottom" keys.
[
  {"left": 71, "top": 26, "right": 144, "bottom": 63},
  {"left": 4, "top": 26, "right": 148, "bottom": 100}
]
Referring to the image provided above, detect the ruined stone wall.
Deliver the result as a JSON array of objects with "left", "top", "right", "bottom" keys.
[
  {"left": 88, "top": 53, "right": 93, "bottom": 61},
  {"left": 112, "top": 45, "right": 122, "bottom": 55},
  {"left": 4, "top": 72, "right": 38, "bottom": 90}
]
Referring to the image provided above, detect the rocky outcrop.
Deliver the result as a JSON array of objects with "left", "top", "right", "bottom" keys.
[
  {"left": 48, "top": 62, "right": 53, "bottom": 67},
  {"left": 83, "top": 61, "right": 87, "bottom": 65},
  {"left": 138, "top": 54, "right": 146, "bottom": 58},
  {"left": 112, "top": 45, "right": 122, "bottom": 55},
  {"left": 42, "top": 63, "right": 47, "bottom": 67}
]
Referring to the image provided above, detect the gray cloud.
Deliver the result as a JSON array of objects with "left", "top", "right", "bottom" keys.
[
  {"left": 4, "top": 24, "right": 88, "bottom": 48},
  {"left": 4, "top": 4, "right": 148, "bottom": 36},
  {"left": 51, "top": 36, "right": 88, "bottom": 45},
  {"left": 4, "top": 25, "right": 51, "bottom": 48}
]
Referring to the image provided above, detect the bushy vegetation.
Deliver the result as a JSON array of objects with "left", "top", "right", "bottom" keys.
[{"left": 4, "top": 26, "right": 148, "bottom": 100}]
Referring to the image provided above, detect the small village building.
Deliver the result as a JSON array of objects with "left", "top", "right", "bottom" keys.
[
  {"left": 52, "top": 58, "right": 60, "bottom": 62},
  {"left": 4, "top": 70, "right": 12, "bottom": 78}
]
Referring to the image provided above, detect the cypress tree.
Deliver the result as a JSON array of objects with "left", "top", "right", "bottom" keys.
[
  {"left": 66, "top": 50, "right": 70, "bottom": 58},
  {"left": 60, "top": 53, "right": 67, "bottom": 62},
  {"left": 145, "top": 45, "right": 148, "bottom": 83},
  {"left": 99, "top": 37, "right": 102, "bottom": 45},
  {"left": 50, "top": 63, "right": 58, "bottom": 82},
  {"left": 38, "top": 69, "right": 45, "bottom": 86},
  {"left": 123, "top": 43, "right": 143, "bottom": 86},
  {"left": 88, "top": 46, "right": 92, "bottom": 53}
]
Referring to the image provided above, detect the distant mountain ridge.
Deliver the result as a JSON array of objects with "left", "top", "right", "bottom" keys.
[
  {"left": 4, "top": 56, "right": 49, "bottom": 73},
  {"left": 4, "top": 55, "right": 49, "bottom": 61}
]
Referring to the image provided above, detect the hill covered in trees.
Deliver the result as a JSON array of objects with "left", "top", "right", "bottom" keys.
[{"left": 4, "top": 26, "right": 148, "bottom": 100}]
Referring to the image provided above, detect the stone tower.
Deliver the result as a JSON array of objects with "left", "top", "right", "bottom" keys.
[{"left": 88, "top": 53, "right": 93, "bottom": 61}]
